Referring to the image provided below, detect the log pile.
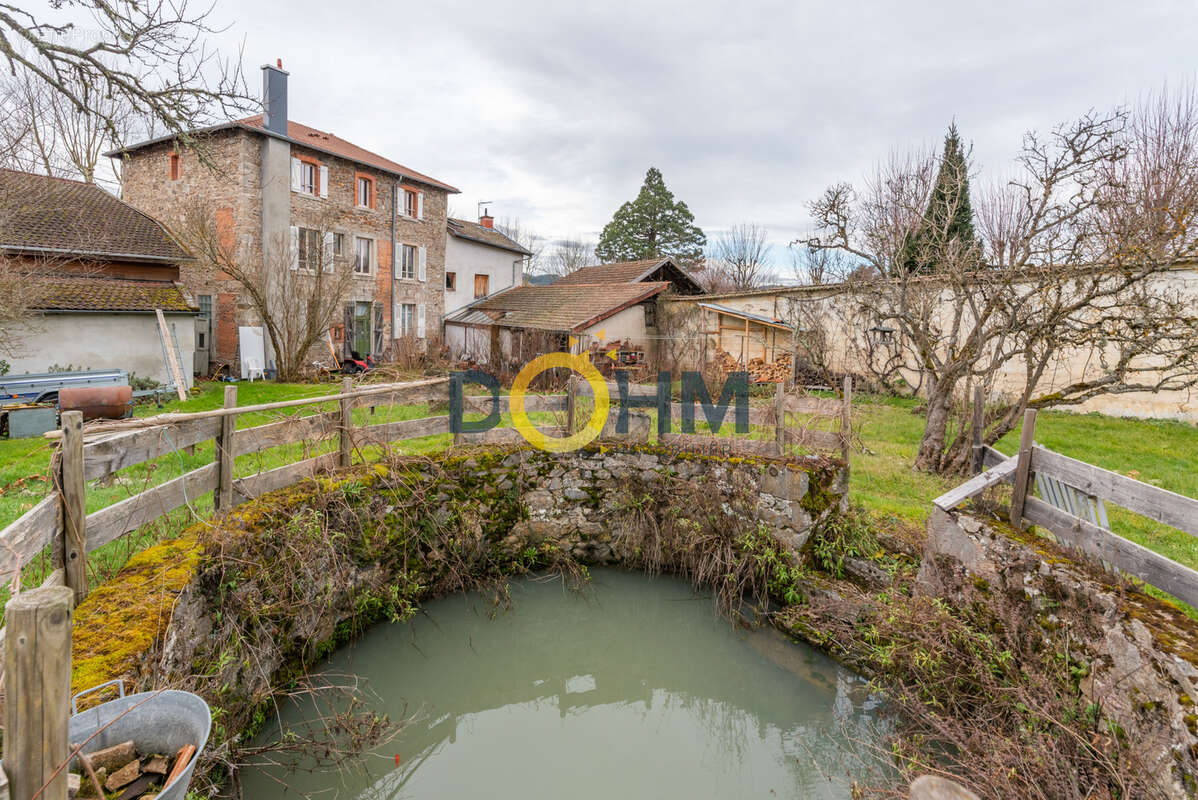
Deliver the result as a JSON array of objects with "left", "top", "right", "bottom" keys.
[
  {"left": 713, "top": 349, "right": 792, "bottom": 383},
  {"left": 68, "top": 739, "right": 195, "bottom": 799}
]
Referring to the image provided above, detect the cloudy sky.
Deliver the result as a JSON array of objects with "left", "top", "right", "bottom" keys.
[{"left": 206, "top": 0, "right": 1194, "bottom": 271}]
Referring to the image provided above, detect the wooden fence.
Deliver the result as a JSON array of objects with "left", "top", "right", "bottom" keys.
[
  {"left": 0, "top": 374, "right": 854, "bottom": 606},
  {"left": 935, "top": 408, "right": 1198, "bottom": 608}
]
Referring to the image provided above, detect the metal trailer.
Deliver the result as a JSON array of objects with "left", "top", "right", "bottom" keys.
[{"left": 0, "top": 369, "right": 128, "bottom": 406}]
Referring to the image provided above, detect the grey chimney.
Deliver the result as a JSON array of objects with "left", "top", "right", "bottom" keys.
[{"left": 261, "top": 59, "right": 289, "bottom": 136}]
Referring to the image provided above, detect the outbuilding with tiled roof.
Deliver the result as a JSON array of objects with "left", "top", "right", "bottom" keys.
[{"left": 1, "top": 169, "right": 198, "bottom": 388}]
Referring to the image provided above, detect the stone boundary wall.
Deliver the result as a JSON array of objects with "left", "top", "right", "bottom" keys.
[{"left": 919, "top": 507, "right": 1198, "bottom": 798}]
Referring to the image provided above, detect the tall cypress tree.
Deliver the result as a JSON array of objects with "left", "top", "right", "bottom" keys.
[
  {"left": 596, "top": 167, "right": 706, "bottom": 264},
  {"left": 898, "top": 123, "right": 980, "bottom": 274}
]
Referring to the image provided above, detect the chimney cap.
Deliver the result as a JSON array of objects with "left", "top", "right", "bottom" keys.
[{"left": 261, "top": 60, "right": 290, "bottom": 75}]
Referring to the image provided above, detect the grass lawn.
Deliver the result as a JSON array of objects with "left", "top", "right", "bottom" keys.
[{"left": 2, "top": 378, "right": 1196, "bottom": 607}]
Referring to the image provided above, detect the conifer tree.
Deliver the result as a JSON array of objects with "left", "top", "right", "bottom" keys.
[
  {"left": 596, "top": 167, "right": 706, "bottom": 264},
  {"left": 898, "top": 123, "right": 981, "bottom": 274}
]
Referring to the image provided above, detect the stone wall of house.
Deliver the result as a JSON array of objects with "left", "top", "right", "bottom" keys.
[
  {"left": 117, "top": 128, "right": 450, "bottom": 374},
  {"left": 918, "top": 507, "right": 1198, "bottom": 798},
  {"left": 118, "top": 130, "right": 264, "bottom": 372}
]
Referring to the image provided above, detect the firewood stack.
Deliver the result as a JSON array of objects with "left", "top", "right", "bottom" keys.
[
  {"left": 712, "top": 348, "right": 792, "bottom": 383},
  {"left": 68, "top": 739, "right": 195, "bottom": 799}
]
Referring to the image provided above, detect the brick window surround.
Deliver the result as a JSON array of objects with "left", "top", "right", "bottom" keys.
[
  {"left": 355, "top": 173, "right": 376, "bottom": 209},
  {"left": 169, "top": 153, "right": 181, "bottom": 181},
  {"left": 298, "top": 157, "right": 320, "bottom": 195}
]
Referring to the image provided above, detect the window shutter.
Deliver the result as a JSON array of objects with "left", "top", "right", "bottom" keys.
[
  {"left": 393, "top": 301, "right": 402, "bottom": 339},
  {"left": 418, "top": 246, "right": 427, "bottom": 282},
  {"left": 322, "top": 232, "right": 334, "bottom": 272},
  {"left": 416, "top": 192, "right": 424, "bottom": 220},
  {"left": 417, "top": 304, "right": 426, "bottom": 338},
  {"left": 373, "top": 238, "right": 380, "bottom": 272},
  {"left": 318, "top": 165, "right": 329, "bottom": 199},
  {"left": 289, "top": 225, "right": 299, "bottom": 270},
  {"left": 374, "top": 302, "right": 384, "bottom": 353},
  {"left": 290, "top": 158, "right": 301, "bottom": 192}
]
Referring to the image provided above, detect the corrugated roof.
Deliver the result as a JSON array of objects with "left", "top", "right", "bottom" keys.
[
  {"left": 470, "top": 282, "right": 669, "bottom": 333},
  {"left": 0, "top": 170, "right": 190, "bottom": 263},
  {"left": 552, "top": 258, "right": 670, "bottom": 285},
  {"left": 109, "top": 117, "right": 459, "bottom": 193},
  {"left": 447, "top": 218, "right": 531, "bottom": 255},
  {"left": 33, "top": 276, "right": 195, "bottom": 312},
  {"left": 696, "top": 302, "right": 792, "bottom": 331}
]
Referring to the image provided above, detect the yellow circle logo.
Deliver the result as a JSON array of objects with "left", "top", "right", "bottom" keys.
[{"left": 510, "top": 352, "right": 609, "bottom": 452}]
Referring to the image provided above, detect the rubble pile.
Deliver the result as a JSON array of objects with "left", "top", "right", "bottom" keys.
[{"left": 68, "top": 739, "right": 195, "bottom": 799}]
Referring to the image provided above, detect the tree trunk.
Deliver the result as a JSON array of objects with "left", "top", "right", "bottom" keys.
[{"left": 915, "top": 385, "right": 954, "bottom": 472}]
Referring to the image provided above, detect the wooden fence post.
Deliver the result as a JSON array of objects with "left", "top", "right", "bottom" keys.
[
  {"left": 970, "top": 385, "right": 985, "bottom": 475},
  {"left": 840, "top": 375, "right": 853, "bottom": 481},
  {"left": 1009, "top": 407, "right": 1038, "bottom": 530},
  {"left": 566, "top": 375, "right": 577, "bottom": 435},
  {"left": 774, "top": 381, "right": 786, "bottom": 453},
  {"left": 339, "top": 376, "right": 353, "bottom": 468},
  {"left": 58, "top": 411, "right": 87, "bottom": 605},
  {"left": 214, "top": 385, "right": 237, "bottom": 511},
  {"left": 5, "top": 585, "right": 74, "bottom": 800}
]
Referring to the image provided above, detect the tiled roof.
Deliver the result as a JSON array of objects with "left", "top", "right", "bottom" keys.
[
  {"left": 109, "top": 118, "right": 459, "bottom": 193},
  {"left": 551, "top": 258, "right": 672, "bottom": 285},
  {"left": 236, "top": 116, "right": 459, "bottom": 193},
  {"left": 469, "top": 282, "right": 669, "bottom": 333},
  {"left": 447, "top": 218, "right": 531, "bottom": 255},
  {"left": 0, "top": 170, "right": 190, "bottom": 263},
  {"left": 32, "top": 276, "right": 195, "bottom": 312}
]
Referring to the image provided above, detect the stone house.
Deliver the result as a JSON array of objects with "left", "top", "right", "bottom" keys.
[
  {"left": 110, "top": 62, "right": 459, "bottom": 376},
  {"left": 0, "top": 169, "right": 197, "bottom": 387}
]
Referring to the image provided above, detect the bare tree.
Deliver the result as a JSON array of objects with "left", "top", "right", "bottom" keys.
[
  {"left": 0, "top": 60, "right": 140, "bottom": 186},
  {"left": 496, "top": 217, "right": 544, "bottom": 276},
  {"left": 790, "top": 243, "right": 852, "bottom": 285},
  {"left": 546, "top": 236, "right": 595, "bottom": 276},
  {"left": 0, "top": 1, "right": 251, "bottom": 149},
  {"left": 807, "top": 90, "right": 1198, "bottom": 474},
  {"left": 708, "top": 223, "right": 774, "bottom": 290},
  {"left": 182, "top": 203, "right": 356, "bottom": 382}
]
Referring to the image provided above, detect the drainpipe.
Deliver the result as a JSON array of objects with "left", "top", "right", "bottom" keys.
[{"left": 392, "top": 178, "right": 399, "bottom": 343}]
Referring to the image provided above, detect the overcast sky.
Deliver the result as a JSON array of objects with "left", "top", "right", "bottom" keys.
[{"left": 208, "top": 0, "right": 1195, "bottom": 270}]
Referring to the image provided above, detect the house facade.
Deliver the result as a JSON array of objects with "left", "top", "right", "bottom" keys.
[
  {"left": 111, "top": 62, "right": 458, "bottom": 376},
  {"left": 0, "top": 169, "right": 197, "bottom": 386}
]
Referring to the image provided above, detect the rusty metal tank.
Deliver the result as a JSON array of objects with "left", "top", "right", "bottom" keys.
[{"left": 58, "top": 385, "right": 133, "bottom": 420}]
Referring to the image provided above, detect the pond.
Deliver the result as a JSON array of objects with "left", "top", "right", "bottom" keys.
[{"left": 240, "top": 569, "right": 884, "bottom": 799}]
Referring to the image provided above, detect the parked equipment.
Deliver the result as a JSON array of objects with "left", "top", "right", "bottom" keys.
[{"left": 0, "top": 369, "right": 127, "bottom": 406}]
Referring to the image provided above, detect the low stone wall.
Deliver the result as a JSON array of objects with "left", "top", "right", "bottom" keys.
[
  {"left": 919, "top": 506, "right": 1198, "bottom": 798},
  {"left": 66, "top": 442, "right": 845, "bottom": 781}
]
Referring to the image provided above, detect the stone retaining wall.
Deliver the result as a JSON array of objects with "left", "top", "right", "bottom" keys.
[{"left": 920, "top": 507, "right": 1198, "bottom": 798}]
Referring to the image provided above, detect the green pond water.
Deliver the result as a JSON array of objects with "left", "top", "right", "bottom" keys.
[{"left": 240, "top": 569, "right": 884, "bottom": 799}]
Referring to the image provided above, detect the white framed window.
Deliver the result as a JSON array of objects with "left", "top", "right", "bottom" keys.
[
  {"left": 300, "top": 161, "right": 316, "bottom": 194},
  {"left": 296, "top": 227, "right": 321, "bottom": 271},
  {"left": 400, "top": 243, "right": 416, "bottom": 280},
  {"left": 403, "top": 188, "right": 422, "bottom": 219},
  {"left": 354, "top": 237, "right": 373, "bottom": 275},
  {"left": 399, "top": 303, "right": 416, "bottom": 337},
  {"left": 356, "top": 175, "right": 375, "bottom": 209}
]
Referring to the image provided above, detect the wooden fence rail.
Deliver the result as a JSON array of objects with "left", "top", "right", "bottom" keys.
[
  {"left": 934, "top": 411, "right": 1198, "bottom": 608},
  {"left": 0, "top": 373, "right": 854, "bottom": 603}
]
